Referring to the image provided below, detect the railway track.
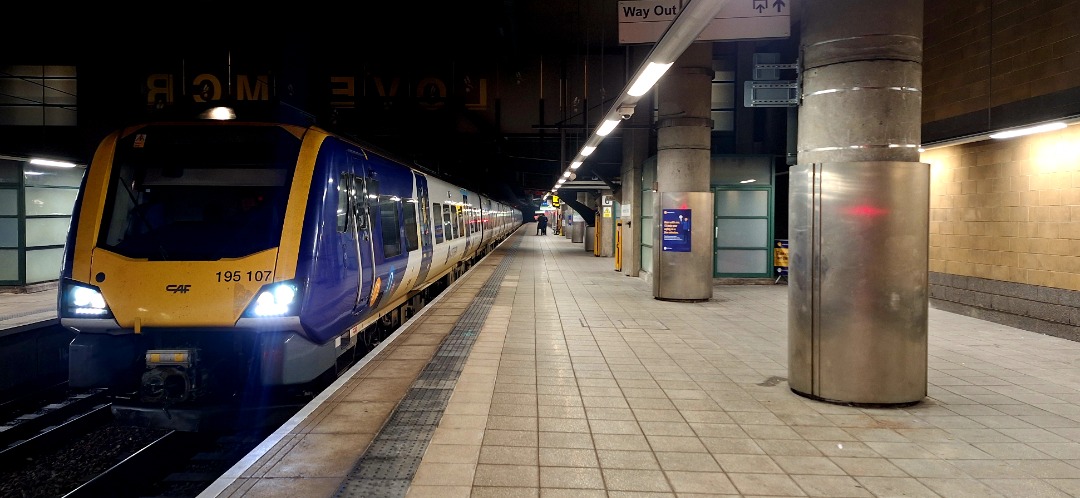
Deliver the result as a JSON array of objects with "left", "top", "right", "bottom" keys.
[
  {"left": 0, "top": 388, "right": 111, "bottom": 458},
  {"left": 0, "top": 267, "right": 456, "bottom": 497},
  {"left": 0, "top": 398, "right": 269, "bottom": 498},
  {"left": 63, "top": 428, "right": 269, "bottom": 498},
  {"left": 0, "top": 325, "right": 393, "bottom": 497}
]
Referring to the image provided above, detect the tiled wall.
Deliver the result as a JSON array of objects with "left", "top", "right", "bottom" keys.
[
  {"left": 923, "top": 0, "right": 1080, "bottom": 134},
  {"left": 922, "top": 128, "right": 1080, "bottom": 336},
  {"left": 924, "top": 128, "right": 1080, "bottom": 291},
  {"left": 921, "top": 0, "right": 1080, "bottom": 335}
]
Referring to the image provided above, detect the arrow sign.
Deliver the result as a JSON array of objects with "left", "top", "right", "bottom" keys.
[{"left": 619, "top": 0, "right": 792, "bottom": 44}]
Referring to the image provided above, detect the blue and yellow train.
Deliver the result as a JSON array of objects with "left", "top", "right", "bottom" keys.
[{"left": 58, "top": 109, "right": 521, "bottom": 423}]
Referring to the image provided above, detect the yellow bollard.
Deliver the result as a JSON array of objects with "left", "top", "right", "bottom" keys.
[{"left": 615, "top": 220, "right": 623, "bottom": 271}]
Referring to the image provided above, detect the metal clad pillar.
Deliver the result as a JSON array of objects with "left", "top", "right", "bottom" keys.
[
  {"left": 790, "top": 0, "right": 928, "bottom": 405},
  {"left": 572, "top": 192, "right": 588, "bottom": 243},
  {"left": 563, "top": 205, "right": 573, "bottom": 239},
  {"left": 653, "top": 42, "right": 713, "bottom": 302}
]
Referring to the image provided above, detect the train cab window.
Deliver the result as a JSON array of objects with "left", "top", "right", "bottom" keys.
[
  {"left": 403, "top": 200, "right": 419, "bottom": 252},
  {"left": 99, "top": 124, "right": 299, "bottom": 261},
  {"left": 375, "top": 198, "right": 401, "bottom": 258},
  {"left": 432, "top": 202, "right": 445, "bottom": 243}
]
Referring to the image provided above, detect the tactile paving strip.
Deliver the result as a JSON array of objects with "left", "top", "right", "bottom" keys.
[
  {"left": 335, "top": 238, "right": 520, "bottom": 498},
  {"left": 0, "top": 307, "right": 54, "bottom": 321}
]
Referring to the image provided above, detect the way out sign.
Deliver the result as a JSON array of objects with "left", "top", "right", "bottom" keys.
[{"left": 617, "top": 0, "right": 791, "bottom": 44}]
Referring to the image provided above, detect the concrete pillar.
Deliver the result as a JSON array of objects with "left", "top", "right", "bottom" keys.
[
  {"left": 798, "top": 1, "right": 923, "bottom": 164},
  {"left": 653, "top": 42, "right": 714, "bottom": 301},
  {"left": 789, "top": 0, "right": 928, "bottom": 405},
  {"left": 599, "top": 189, "right": 615, "bottom": 257},
  {"left": 656, "top": 43, "right": 712, "bottom": 192},
  {"left": 620, "top": 91, "right": 650, "bottom": 276}
]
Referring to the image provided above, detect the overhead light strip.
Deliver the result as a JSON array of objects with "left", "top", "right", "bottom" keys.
[
  {"left": 548, "top": 0, "right": 734, "bottom": 194},
  {"left": 988, "top": 122, "right": 1066, "bottom": 139}
]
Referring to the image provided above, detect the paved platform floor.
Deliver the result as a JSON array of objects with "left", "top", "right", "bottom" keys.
[
  {"left": 194, "top": 228, "right": 1080, "bottom": 498},
  {"left": 0, "top": 283, "right": 57, "bottom": 333},
  {"left": 10, "top": 229, "right": 1080, "bottom": 497}
]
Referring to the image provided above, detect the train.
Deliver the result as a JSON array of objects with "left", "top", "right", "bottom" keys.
[{"left": 57, "top": 108, "right": 523, "bottom": 429}]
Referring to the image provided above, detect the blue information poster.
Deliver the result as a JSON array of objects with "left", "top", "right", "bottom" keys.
[{"left": 662, "top": 208, "right": 691, "bottom": 252}]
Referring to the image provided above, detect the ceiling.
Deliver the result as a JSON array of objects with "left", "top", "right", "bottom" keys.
[{"left": 6, "top": 1, "right": 640, "bottom": 211}]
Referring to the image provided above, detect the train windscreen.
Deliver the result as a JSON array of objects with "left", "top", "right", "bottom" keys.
[{"left": 98, "top": 124, "right": 302, "bottom": 261}]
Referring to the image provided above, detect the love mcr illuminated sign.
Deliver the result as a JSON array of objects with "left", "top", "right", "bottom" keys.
[{"left": 144, "top": 72, "right": 489, "bottom": 111}]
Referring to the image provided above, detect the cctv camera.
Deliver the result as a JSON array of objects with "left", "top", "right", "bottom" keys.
[{"left": 617, "top": 104, "right": 635, "bottom": 120}]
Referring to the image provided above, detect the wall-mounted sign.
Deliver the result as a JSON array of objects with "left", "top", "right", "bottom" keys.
[
  {"left": 617, "top": 0, "right": 791, "bottom": 45},
  {"left": 662, "top": 208, "right": 691, "bottom": 252}
]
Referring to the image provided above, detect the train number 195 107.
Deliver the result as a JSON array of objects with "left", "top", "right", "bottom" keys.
[{"left": 216, "top": 270, "right": 273, "bottom": 282}]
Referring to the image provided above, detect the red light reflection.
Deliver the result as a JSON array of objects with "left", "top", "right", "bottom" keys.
[{"left": 845, "top": 205, "right": 888, "bottom": 217}]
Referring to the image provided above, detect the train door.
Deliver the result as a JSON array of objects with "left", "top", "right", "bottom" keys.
[
  {"left": 460, "top": 191, "right": 472, "bottom": 257},
  {"left": 480, "top": 197, "right": 492, "bottom": 247},
  {"left": 343, "top": 153, "right": 376, "bottom": 314},
  {"left": 363, "top": 164, "right": 413, "bottom": 313},
  {"left": 413, "top": 173, "right": 434, "bottom": 287}
]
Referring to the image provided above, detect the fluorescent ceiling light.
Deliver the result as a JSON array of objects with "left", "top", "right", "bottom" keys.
[
  {"left": 581, "top": 146, "right": 596, "bottom": 156},
  {"left": 570, "top": 161, "right": 582, "bottom": 169},
  {"left": 596, "top": 119, "right": 620, "bottom": 136},
  {"left": 563, "top": 171, "right": 571, "bottom": 178},
  {"left": 30, "top": 158, "right": 76, "bottom": 168},
  {"left": 628, "top": 62, "right": 674, "bottom": 97},
  {"left": 739, "top": 179, "right": 756, "bottom": 184},
  {"left": 989, "top": 122, "right": 1066, "bottom": 139}
]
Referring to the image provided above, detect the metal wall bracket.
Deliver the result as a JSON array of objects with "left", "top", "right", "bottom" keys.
[{"left": 744, "top": 81, "right": 799, "bottom": 107}]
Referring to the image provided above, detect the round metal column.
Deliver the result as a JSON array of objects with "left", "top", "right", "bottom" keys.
[{"left": 789, "top": 0, "right": 929, "bottom": 405}]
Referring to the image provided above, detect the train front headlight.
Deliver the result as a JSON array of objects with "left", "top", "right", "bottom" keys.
[
  {"left": 61, "top": 280, "right": 114, "bottom": 318},
  {"left": 243, "top": 281, "right": 301, "bottom": 317}
]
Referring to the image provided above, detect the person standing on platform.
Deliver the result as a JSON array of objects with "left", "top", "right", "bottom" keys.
[{"left": 537, "top": 213, "right": 548, "bottom": 235}]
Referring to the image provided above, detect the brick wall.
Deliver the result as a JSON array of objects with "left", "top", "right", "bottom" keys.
[
  {"left": 921, "top": 0, "right": 1080, "bottom": 334},
  {"left": 923, "top": 0, "right": 1080, "bottom": 136},
  {"left": 922, "top": 126, "right": 1080, "bottom": 336}
]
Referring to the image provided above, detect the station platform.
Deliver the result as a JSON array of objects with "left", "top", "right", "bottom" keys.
[
  {"left": 185, "top": 228, "right": 1080, "bottom": 498},
  {"left": 6, "top": 230, "right": 1080, "bottom": 497},
  {"left": 0, "top": 283, "right": 58, "bottom": 334}
]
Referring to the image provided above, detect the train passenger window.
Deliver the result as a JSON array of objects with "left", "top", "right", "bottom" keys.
[
  {"left": 443, "top": 204, "right": 455, "bottom": 240},
  {"left": 403, "top": 201, "right": 419, "bottom": 252},
  {"left": 432, "top": 202, "right": 445, "bottom": 243},
  {"left": 376, "top": 199, "right": 401, "bottom": 258},
  {"left": 336, "top": 173, "right": 350, "bottom": 232}
]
